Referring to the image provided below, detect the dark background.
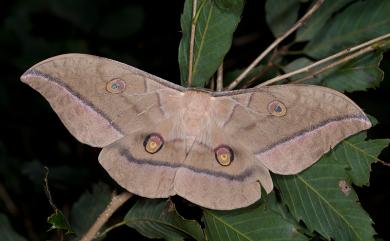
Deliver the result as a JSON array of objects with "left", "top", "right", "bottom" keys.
[{"left": 0, "top": 0, "right": 389, "bottom": 240}]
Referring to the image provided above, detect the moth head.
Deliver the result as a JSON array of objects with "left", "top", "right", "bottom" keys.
[
  {"left": 143, "top": 133, "right": 164, "bottom": 154},
  {"left": 214, "top": 145, "right": 234, "bottom": 166},
  {"left": 267, "top": 100, "right": 287, "bottom": 117}
]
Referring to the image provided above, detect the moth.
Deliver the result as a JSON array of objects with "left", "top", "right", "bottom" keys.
[{"left": 21, "top": 54, "right": 371, "bottom": 210}]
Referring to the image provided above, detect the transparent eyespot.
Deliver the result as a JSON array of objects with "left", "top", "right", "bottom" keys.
[
  {"left": 267, "top": 100, "right": 287, "bottom": 117},
  {"left": 106, "top": 78, "right": 126, "bottom": 94},
  {"left": 143, "top": 133, "right": 164, "bottom": 154},
  {"left": 214, "top": 145, "right": 234, "bottom": 166}
]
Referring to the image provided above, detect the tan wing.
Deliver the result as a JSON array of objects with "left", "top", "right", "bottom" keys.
[
  {"left": 173, "top": 135, "right": 272, "bottom": 210},
  {"left": 97, "top": 88, "right": 271, "bottom": 210},
  {"left": 171, "top": 94, "right": 275, "bottom": 210},
  {"left": 21, "top": 54, "right": 184, "bottom": 147},
  {"left": 99, "top": 117, "right": 187, "bottom": 198},
  {"left": 216, "top": 85, "right": 371, "bottom": 175},
  {"left": 22, "top": 54, "right": 371, "bottom": 211}
]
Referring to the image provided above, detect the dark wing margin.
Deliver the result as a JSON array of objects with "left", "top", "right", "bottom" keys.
[
  {"left": 21, "top": 67, "right": 124, "bottom": 147},
  {"left": 21, "top": 54, "right": 185, "bottom": 147},
  {"left": 215, "top": 84, "right": 371, "bottom": 175}
]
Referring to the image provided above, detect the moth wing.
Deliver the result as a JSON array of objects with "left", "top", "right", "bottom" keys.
[
  {"left": 21, "top": 54, "right": 184, "bottom": 147},
  {"left": 172, "top": 108, "right": 273, "bottom": 210},
  {"left": 99, "top": 118, "right": 186, "bottom": 198},
  {"left": 216, "top": 85, "right": 371, "bottom": 175}
]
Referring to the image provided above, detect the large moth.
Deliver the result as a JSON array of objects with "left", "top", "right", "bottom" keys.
[{"left": 21, "top": 54, "right": 371, "bottom": 210}]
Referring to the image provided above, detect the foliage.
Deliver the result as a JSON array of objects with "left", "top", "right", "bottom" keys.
[
  {"left": 124, "top": 198, "right": 204, "bottom": 241},
  {"left": 0, "top": 0, "right": 389, "bottom": 241},
  {"left": 178, "top": 0, "right": 244, "bottom": 87},
  {"left": 283, "top": 53, "right": 383, "bottom": 92},
  {"left": 303, "top": 0, "right": 390, "bottom": 58},
  {"left": 203, "top": 193, "right": 308, "bottom": 241},
  {"left": 70, "top": 183, "right": 112, "bottom": 239}
]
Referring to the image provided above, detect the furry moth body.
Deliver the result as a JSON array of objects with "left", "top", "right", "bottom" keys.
[{"left": 21, "top": 54, "right": 371, "bottom": 210}]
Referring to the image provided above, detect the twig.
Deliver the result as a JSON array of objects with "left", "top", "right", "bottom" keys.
[
  {"left": 80, "top": 191, "right": 133, "bottom": 241},
  {"left": 258, "top": 32, "right": 390, "bottom": 87},
  {"left": 216, "top": 64, "right": 223, "bottom": 91},
  {"left": 187, "top": 0, "right": 198, "bottom": 87},
  {"left": 292, "top": 45, "right": 376, "bottom": 83},
  {"left": 377, "top": 159, "right": 390, "bottom": 167},
  {"left": 210, "top": 76, "right": 215, "bottom": 90},
  {"left": 226, "top": 0, "right": 325, "bottom": 90},
  {"left": 242, "top": 48, "right": 283, "bottom": 88}
]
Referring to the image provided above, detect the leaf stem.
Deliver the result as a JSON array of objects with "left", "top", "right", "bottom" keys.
[
  {"left": 226, "top": 0, "right": 325, "bottom": 90},
  {"left": 97, "top": 220, "right": 127, "bottom": 238},
  {"left": 187, "top": 0, "right": 198, "bottom": 87},
  {"left": 80, "top": 191, "right": 133, "bottom": 241},
  {"left": 216, "top": 64, "right": 223, "bottom": 91},
  {"left": 258, "top": 32, "right": 390, "bottom": 86}
]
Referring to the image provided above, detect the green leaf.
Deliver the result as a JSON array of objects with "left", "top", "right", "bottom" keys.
[
  {"left": 265, "top": 0, "right": 300, "bottom": 37},
  {"left": 296, "top": 0, "right": 354, "bottom": 42},
  {"left": 47, "top": 210, "right": 74, "bottom": 234},
  {"left": 266, "top": 192, "right": 305, "bottom": 231},
  {"left": 0, "top": 213, "right": 28, "bottom": 241},
  {"left": 283, "top": 52, "right": 384, "bottom": 92},
  {"left": 44, "top": 167, "right": 74, "bottom": 235},
  {"left": 214, "top": 0, "right": 243, "bottom": 12},
  {"left": 70, "top": 183, "right": 112, "bottom": 239},
  {"left": 367, "top": 114, "right": 378, "bottom": 127},
  {"left": 124, "top": 198, "right": 204, "bottom": 241},
  {"left": 274, "top": 152, "right": 376, "bottom": 241},
  {"left": 304, "top": 0, "right": 390, "bottom": 58},
  {"left": 332, "top": 133, "right": 389, "bottom": 186},
  {"left": 178, "top": 0, "right": 244, "bottom": 87},
  {"left": 317, "top": 52, "right": 383, "bottom": 92},
  {"left": 282, "top": 57, "right": 313, "bottom": 81},
  {"left": 203, "top": 195, "right": 308, "bottom": 241}
]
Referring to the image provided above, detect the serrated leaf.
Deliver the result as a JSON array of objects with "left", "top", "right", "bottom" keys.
[
  {"left": 296, "top": 0, "right": 354, "bottom": 42},
  {"left": 332, "top": 133, "right": 389, "bottom": 186},
  {"left": 266, "top": 192, "right": 304, "bottom": 231},
  {"left": 203, "top": 196, "right": 308, "bottom": 241},
  {"left": 124, "top": 198, "right": 204, "bottom": 241},
  {"left": 318, "top": 53, "right": 383, "bottom": 92},
  {"left": 178, "top": 0, "right": 244, "bottom": 87},
  {"left": 275, "top": 153, "right": 376, "bottom": 241},
  {"left": 283, "top": 52, "right": 384, "bottom": 92},
  {"left": 265, "top": 0, "right": 300, "bottom": 37},
  {"left": 304, "top": 0, "right": 390, "bottom": 58},
  {"left": 0, "top": 213, "right": 28, "bottom": 241},
  {"left": 70, "top": 183, "right": 112, "bottom": 239}
]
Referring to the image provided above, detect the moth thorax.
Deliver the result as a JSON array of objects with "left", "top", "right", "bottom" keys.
[{"left": 182, "top": 91, "right": 212, "bottom": 136}]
